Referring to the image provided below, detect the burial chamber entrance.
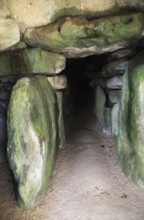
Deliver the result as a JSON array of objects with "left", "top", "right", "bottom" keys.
[
  {"left": 1, "top": 9, "right": 144, "bottom": 210},
  {"left": 0, "top": 46, "right": 144, "bottom": 211}
]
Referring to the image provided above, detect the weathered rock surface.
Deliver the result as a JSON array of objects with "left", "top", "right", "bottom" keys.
[
  {"left": 94, "top": 86, "right": 106, "bottom": 125},
  {"left": 0, "top": 18, "right": 20, "bottom": 51},
  {"left": 118, "top": 51, "right": 144, "bottom": 187},
  {"left": 7, "top": 76, "right": 59, "bottom": 208},
  {"left": 5, "top": 0, "right": 144, "bottom": 32},
  {"left": 102, "top": 59, "right": 129, "bottom": 77},
  {"left": 106, "top": 76, "right": 123, "bottom": 89},
  {"left": 109, "top": 90, "right": 122, "bottom": 104},
  {"left": 24, "top": 13, "right": 144, "bottom": 57},
  {"left": 0, "top": 49, "right": 66, "bottom": 76},
  {"left": 47, "top": 75, "right": 67, "bottom": 90}
]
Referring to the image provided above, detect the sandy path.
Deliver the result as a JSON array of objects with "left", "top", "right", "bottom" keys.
[{"left": 1, "top": 113, "right": 144, "bottom": 220}]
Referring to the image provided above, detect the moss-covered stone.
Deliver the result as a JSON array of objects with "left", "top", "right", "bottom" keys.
[
  {"left": 118, "top": 51, "right": 144, "bottom": 187},
  {"left": 0, "top": 48, "right": 66, "bottom": 76},
  {"left": 7, "top": 76, "right": 58, "bottom": 208},
  {"left": 24, "top": 13, "right": 144, "bottom": 57}
]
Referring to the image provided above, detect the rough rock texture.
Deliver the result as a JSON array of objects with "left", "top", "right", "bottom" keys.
[
  {"left": 0, "top": 49, "right": 66, "bottom": 76},
  {"left": 118, "top": 51, "right": 144, "bottom": 187},
  {"left": 0, "top": 18, "right": 20, "bottom": 51},
  {"left": 7, "top": 76, "right": 59, "bottom": 208},
  {"left": 47, "top": 75, "right": 67, "bottom": 90},
  {"left": 24, "top": 13, "right": 144, "bottom": 57},
  {"left": 5, "top": 0, "right": 144, "bottom": 32}
]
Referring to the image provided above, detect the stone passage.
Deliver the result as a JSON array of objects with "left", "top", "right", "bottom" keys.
[{"left": 1, "top": 0, "right": 144, "bottom": 211}]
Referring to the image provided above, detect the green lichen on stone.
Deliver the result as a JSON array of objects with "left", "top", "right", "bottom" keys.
[
  {"left": 24, "top": 12, "right": 144, "bottom": 53},
  {"left": 0, "top": 48, "right": 66, "bottom": 76},
  {"left": 7, "top": 76, "right": 59, "bottom": 208},
  {"left": 118, "top": 51, "right": 144, "bottom": 187}
]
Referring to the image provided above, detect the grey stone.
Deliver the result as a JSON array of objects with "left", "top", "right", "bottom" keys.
[{"left": 106, "top": 76, "right": 123, "bottom": 89}]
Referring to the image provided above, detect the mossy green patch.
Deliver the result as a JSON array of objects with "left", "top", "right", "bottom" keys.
[
  {"left": 118, "top": 50, "right": 144, "bottom": 187},
  {"left": 24, "top": 12, "right": 144, "bottom": 54},
  {"left": 7, "top": 76, "right": 59, "bottom": 208}
]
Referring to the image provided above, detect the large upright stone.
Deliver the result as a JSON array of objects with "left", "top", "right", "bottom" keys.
[
  {"left": 0, "top": 49, "right": 66, "bottom": 76},
  {"left": 7, "top": 76, "right": 58, "bottom": 208},
  {"left": 24, "top": 13, "right": 144, "bottom": 57},
  {"left": 0, "top": 18, "right": 20, "bottom": 51},
  {"left": 118, "top": 51, "right": 144, "bottom": 187}
]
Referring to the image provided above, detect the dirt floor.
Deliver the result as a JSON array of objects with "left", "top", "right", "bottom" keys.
[{"left": 1, "top": 107, "right": 144, "bottom": 220}]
